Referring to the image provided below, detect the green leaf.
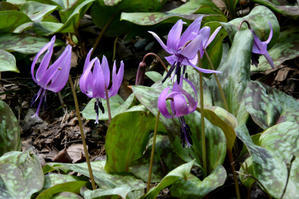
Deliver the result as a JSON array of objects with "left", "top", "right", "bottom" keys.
[
  {"left": 105, "top": 111, "right": 161, "bottom": 173},
  {"left": 0, "top": 34, "right": 57, "bottom": 54},
  {"left": 52, "top": 192, "right": 82, "bottom": 199},
  {"left": 236, "top": 124, "right": 288, "bottom": 198},
  {"left": 0, "top": 10, "right": 31, "bottom": 33},
  {"left": 47, "top": 160, "right": 146, "bottom": 198},
  {"left": 210, "top": 29, "right": 253, "bottom": 115},
  {"left": 144, "top": 161, "right": 194, "bottom": 199},
  {"left": 252, "top": 0, "right": 299, "bottom": 18},
  {"left": 0, "top": 151, "right": 44, "bottom": 199},
  {"left": 20, "top": 1, "right": 57, "bottom": 21},
  {"left": 82, "top": 94, "right": 134, "bottom": 121},
  {"left": 243, "top": 81, "right": 299, "bottom": 129},
  {"left": 145, "top": 71, "right": 163, "bottom": 82},
  {"left": 170, "top": 165, "right": 227, "bottom": 198},
  {"left": 0, "top": 50, "right": 18, "bottom": 73},
  {"left": 251, "top": 28, "right": 299, "bottom": 72},
  {"left": 0, "top": 100, "right": 21, "bottom": 155},
  {"left": 121, "top": 0, "right": 224, "bottom": 26}
]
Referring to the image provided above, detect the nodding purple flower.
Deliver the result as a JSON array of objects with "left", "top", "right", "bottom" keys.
[
  {"left": 31, "top": 36, "right": 72, "bottom": 117},
  {"left": 158, "top": 79, "right": 198, "bottom": 147},
  {"left": 149, "top": 16, "right": 221, "bottom": 83},
  {"left": 251, "top": 22, "right": 274, "bottom": 68},
  {"left": 79, "top": 48, "right": 124, "bottom": 123}
]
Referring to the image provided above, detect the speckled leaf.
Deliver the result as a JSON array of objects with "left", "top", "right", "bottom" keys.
[
  {"left": 58, "top": 0, "right": 95, "bottom": 33},
  {"left": 243, "top": 81, "right": 299, "bottom": 129},
  {"left": 145, "top": 71, "right": 163, "bottom": 82},
  {"left": 222, "top": 6, "right": 279, "bottom": 44},
  {"left": 252, "top": 0, "right": 299, "bottom": 18},
  {"left": 0, "top": 50, "right": 18, "bottom": 73},
  {"left": 53, "top": 192, "right": 82, "bottom": 199},
  {"left": 121, "top": 0, "right": 224, "bottom": 26},
  {"left": 47, "top": 160, "right": 146, "bottom": 199},
  {"left": 0, "top": 10, "right": 31, "bottom": 33},
  {"left": 251, "top": 28, "right": 299, "bottom": 72},
  {"left": 209, "top": 29, "right": 253, "bottom": 115},
  {"left": 20, "top": 1, "right": 57, "bottom": 21},
  {"left": 105, "top": 111, "right": 162, "bottom": 173},
  {"left": 170, "top": 165, "right": 226, "bottom": 198},
  {"left": 100, "top": 0, "right": 122, "bottom": 6},
  {"left": 259, "top": 122, "right": 299, "bottom": 199},
  {"left": 236, "top": 124, "right": 288, "bottom": 198},
  {"left": 143, "top": 161, "right": 194, "bottom": 199},
  {"left": 82, "top": 94, "right": 134, "bottom": 121},
  {"left": 0, "top": 34, "right": 58, "bottom": 54},
  {"left": 0, "top": 151, "right": 44, "bottom": 199},
  {"left": 0, "top": 100, "right": 21, "bottom": 155}
]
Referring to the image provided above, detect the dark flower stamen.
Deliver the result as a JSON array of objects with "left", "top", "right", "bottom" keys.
[{"left": 179, "top": 117, "right": 192, "bottom": 147}]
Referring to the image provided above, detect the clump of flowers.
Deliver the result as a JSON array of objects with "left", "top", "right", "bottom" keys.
[
  {"left": 31, "top": 36, "right": 72, "bottom": 117},
  {"left": 79, "top": 48, "right": 124, "bottom": 123}
]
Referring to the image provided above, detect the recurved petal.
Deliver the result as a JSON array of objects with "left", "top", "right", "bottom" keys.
[
  {"left": 79, "top": 58, "right": 97, "bottom": 97},
  {"left": 83, "top": 48, "right": 93, "bottom": 71},
  {"left": 172, "top": 94, "right": 189, "bottom": 117},
  {"left": 110, "top": 60, "right": 124, "bottom": 97},
  {"left": 31, "top": 36, "right": 55, "bottom": 84},
  {"left": 46, "top": 45, "right": 72, "bottom": 92},
  {"left": 148, "top": 31, "right": 171, "bottom": 54},
  {"left": 158, "top": 87, "right": 172, "bottom": 118},
  {"left": 198, "top": 26, "right": 210, "bottom": 49},
  {"left": 265, "top": 22, "right": 273, "bottom": 44},
  {"left": 263, "top": 50, "right": 274, "bottom": 68},
  {"left": 205, "top": 26, "right": 221, "bottom": 48},
  {"left": 187, "top": 59, "right": 221, "bottom": 74},
  {"left": 165, "top": 55, "right": 178, "bottom": 65},
  {"left": 179, "top": 34, "right": 202, "bottom": 59},
  {"left": 179, "top": 16, "right": 203, "bottom": 47},
  {"left": 167, "top": 19, "right": 183, "bottom": 52},
  {"left": 101, "top": 55, "right": 110, "bottom": 89},
  {"left": 92, "top": 59, "right": 106, "bottom": 98}
]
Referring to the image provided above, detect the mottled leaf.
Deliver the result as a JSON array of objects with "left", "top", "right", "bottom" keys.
[
  {"left": 0, "top": 34, "right": 58, "bottom": 54},
  {"left": 145, "top": 71, "right": 163, "bottom": 82},
  {"left": 20, "top": 1, "right": 57, "bottom": 21},
  {"left": 121, "top": 0, "right": 224, "bottom": 26},
  {"left": 82, "top": 94, "right": 134, "bottom": 121},
  {"left": 143, "top": 161, "right": 194, "bottom": 199},
  {"left": 0, "top": 10, "right": 31, "bottom": 33},
  {"left": 0, "top": 100, "right": 21, "bottom": 155},
  {"left": 0, "top": 151, "right": 44, "bottom": 199},
  {"left": 236, "top": 124, "right": 287, "bottom": 198},
  {"left": 243, "top": 81, "right": 299, "bottom": 129},
  {"left": 251, "top": 28, "right": 299, "bottom": 72},
  {"left": 105, "top": 111, "right": 164, "bottom": 173},
  {"left": 170, "top": 165, "right": 227, "bottom": 198},
  {"left": 47, "top": 160, "right": 145, "bottom": 198},
  {"left": 0, "top": 50, "right": 18, "bottom": 73},
  {"left": 253, "top": 0, "right": 299, "bottom": 18}
]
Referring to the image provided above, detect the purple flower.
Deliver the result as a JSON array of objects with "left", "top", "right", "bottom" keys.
[
  {"left": 158, "top": 79, "right": 197, "bottom": 147},
  {"left": 149, "top": 17, "right": 221, "bottom": 83},
  {"left": 251, "top": 22, "right": 274, "bottom": 68},
  {"left": 31, "top": 36, "right": 72, "bottom": 117},
  {"left": 79, "top": 48, "right": 124, "bottom": 123}
]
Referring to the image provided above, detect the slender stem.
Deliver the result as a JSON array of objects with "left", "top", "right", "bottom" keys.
[
  {"left": 104, "top": 86, "right": 112, "bottom": 123},
  {"left": 68, "top": 76, "right": 96, "bottom": 190},
  {"left": 112, "top": 36, "right": 118, "bottom": 61},
  {"left": 92, "top": 15, "right": 115, "bottom": 54},
  {"left": 228, "top": 149, "right": 241, "bottom": 199},
  {"left": 204, "top": 49, "right": 229, "bottom": 111},
  {"left": 199, "top": 72, "right": 207, "bottom": 176},
  {"left": 142, "top": 52, "right": 169, "bottom": 72},
  {"left": 146, "top": 111, "right": 160, "bottom": 192}
]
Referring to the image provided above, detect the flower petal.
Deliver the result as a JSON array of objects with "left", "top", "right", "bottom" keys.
[
  {"left": 83, "top": 48, "right": 93, "bottom": 71},
  {"left": 79, "top": 58, "right": 97, "bottom": 98},
  {"left": 92, "top": 59, "right": 106, "bottom": 98},
  {"left": 187, "top": 59, "right": 221, "bottom": 74},
  {"left": 148, "top": 31, "right": 171, "bottom": 54},
  {"left": 179, "top": 16, "right": 203, "bottom": 47},
  {"left": 167, "top": 19, "right": 183, "bottom": 52},
  {"left": 265, "top": 22, "right": 273, "bottom": 44},
  {"left": 179, "top": 34, "right": 202, "bottom": 59},
  {"left": 101, "top": 55, "right": 110, "bottom": 89},
  {"left": 165, "top": 55, "right": 178, "bottom": 66},
  {"left": 205, "top": 26, "right": 221, "bottom": 48},
  {"left": 109, "top": 60, "right": 124, "bottom": 97},
  {"left": 158, "top": 87, "right": 172, "bottom": 118}
]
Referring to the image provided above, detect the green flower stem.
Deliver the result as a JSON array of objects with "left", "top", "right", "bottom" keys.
[
  {"left": 146, "top": 111, "right": 160, "bottom": 192},
  {"left": 228, "top": 149, "right": 241, "bottom": 199},
  {"left": 204, "top": 49, "right": 229, "bottom": 111},
  {"left": 112, "top": 36, "right": 118, "bottom": 61},
  {"left": 199, "top": 72, "right": 207, "bottom": 176},
  {"left": 68, "top": 76, "right": 97, "bottom": 190},
  {"left": 104, "top": 86, "right": 112, "bottom": 123}
]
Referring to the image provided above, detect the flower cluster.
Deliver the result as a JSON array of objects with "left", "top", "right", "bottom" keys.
[
  {"left": 150, "top": 17, "right": 221, "bottom": 147},
  {"left": 31, "top": 37, "right": 124, "bottom": 122}
]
